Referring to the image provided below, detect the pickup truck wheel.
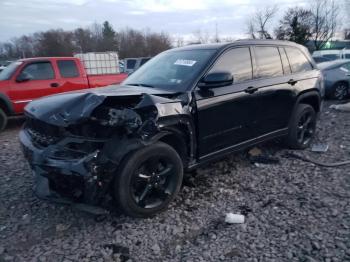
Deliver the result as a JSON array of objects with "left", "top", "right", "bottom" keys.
[
  {"left": 114, "top": 142, "right": 183, "bottom": 218},
  {"left": 332, "top": 82, "right": 349, "bottom": 100},
  {"left": 287, "top": 104, "right": 316, "bottom": 149},
  {"left": 0, "top": 108, "right": 7, "bottom": 132}
]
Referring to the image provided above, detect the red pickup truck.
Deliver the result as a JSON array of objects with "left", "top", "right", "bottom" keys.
[{"left": 0, "top": 57, "right": 128, "bottom": 131}]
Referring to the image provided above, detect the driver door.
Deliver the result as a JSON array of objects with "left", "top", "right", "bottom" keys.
[
  {"left": 9, "top": 60, "right": 62, "bottom": 112},
  {"left": 194, "top": 47, "right": 261, "bottom": 158}
]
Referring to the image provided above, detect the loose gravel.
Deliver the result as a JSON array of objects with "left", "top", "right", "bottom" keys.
[{"left": 0, "top": 101, "right": 350, "bottom": 262}]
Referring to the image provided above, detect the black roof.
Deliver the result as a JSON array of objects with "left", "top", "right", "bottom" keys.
[{"left": 171, "top": 39, "right": 303, "bottom": 52}]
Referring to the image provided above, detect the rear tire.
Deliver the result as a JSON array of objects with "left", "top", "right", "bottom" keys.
[
  {"left": 331, "top": 82, "right": 349, "bottom": 100},
  {"left": 286, "top": 104, "right": 316, "bottom": 149},
  {"left": 114, "top": 142, "right": 183, "bottom": 218},
  {"left": 0, "top": 108, "right": 7, "bottom": 132}
]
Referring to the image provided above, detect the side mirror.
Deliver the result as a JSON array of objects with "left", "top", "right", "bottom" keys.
[
  {"left": 16, "top": 72, "right": 32, "bottom": 82},
  {"left": 198, "top": 71, "right": 233, "bottom": 89}
]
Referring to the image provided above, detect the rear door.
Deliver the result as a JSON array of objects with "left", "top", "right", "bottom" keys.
[
  {"left": 285, "top": 46, "right": 319, "bottom": 98},
  {"left": 195, "top": 47, "right": 261, "bottom": 157},
  {"left": 8, "top": 60, "right": 62, "bottom": 112},
  {"left": 251, "top": 45, "right": 296, "bottom": 135},
  {"left": 55, "top": 59, "right": 88, "bottom": 92}
]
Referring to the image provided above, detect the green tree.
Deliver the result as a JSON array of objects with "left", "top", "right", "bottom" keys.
[
  {"left": 100, "top": 21, "right": 117, "bottom": 51},
  {"left": 275, "top": 7, "right": 313, "bottom": 45}
]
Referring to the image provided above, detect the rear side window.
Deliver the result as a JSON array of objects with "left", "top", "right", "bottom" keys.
[
  {"left": 209, "top": 47, "right": 252, "bottom": 83},
  {"left": 279, "top": 48, "right": 291, "bottom": 74},
  {"left": 285, "top": 47, "right": 313, "bottom": 73},
  {"left": 140, "top": 58, "right": 150, "bottom": 66},
  {"left": 126, "top": 59, "right": 136, "bottom": 69},
  {"left": 57, "top": 60, "right": 79, "bottom": 78},
  {"left": 21, "top": 62, "right": 54, "bottom": 80},
  {"left": 254, "top": 46, "right": 283, "bottom": 78}
]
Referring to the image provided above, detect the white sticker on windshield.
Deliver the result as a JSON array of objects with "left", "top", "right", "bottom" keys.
[{"left": 174, "top": 59, "right": 197, "bottom": 67}]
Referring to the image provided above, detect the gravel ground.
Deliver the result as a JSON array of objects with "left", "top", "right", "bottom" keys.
[{"left": 0, "top": 101, "right": 350, "bottom": 262}]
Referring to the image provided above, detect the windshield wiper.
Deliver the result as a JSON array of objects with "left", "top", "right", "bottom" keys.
[{"left": 127, "top": 83, "right": 155, "bottom": 88}]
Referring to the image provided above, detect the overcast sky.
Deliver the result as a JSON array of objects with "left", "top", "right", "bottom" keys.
[{"left": 0, "top": 0, "right": 330, "bottom": 42}]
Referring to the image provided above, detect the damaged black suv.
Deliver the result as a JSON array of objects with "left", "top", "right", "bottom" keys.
[{"left": 20, "top": 40, "right": 323, "bottom": 217}]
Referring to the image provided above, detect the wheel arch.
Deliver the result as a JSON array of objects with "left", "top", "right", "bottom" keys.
[
  {"left": 157, "top": 126, "right": 190, "bottom": 167},
  {"left": 296, "top": 90, "right": 321, "bottom": 113},
  {"left": 0, "top": 93, "right": 14, "bottom": 115}
]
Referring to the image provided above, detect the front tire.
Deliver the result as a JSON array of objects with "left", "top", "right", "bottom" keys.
[
  {"left": 114, "top": 142, "right": 183, "bottom": 218},
  {"left": 0, "top": 108, "right": 7, "bottom": 132},
  {"left": 286, "top": 104, "right": 316, "bottom": 149},
  {"left": 331, "top": 82, "right": 349, "bottom": 100}
]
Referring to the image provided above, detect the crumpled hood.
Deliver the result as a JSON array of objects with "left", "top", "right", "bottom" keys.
[{"left": 24, "top": 84, "right": 180, "bottom": 127}]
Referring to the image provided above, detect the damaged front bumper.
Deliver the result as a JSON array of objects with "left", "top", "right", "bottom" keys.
[{"left": 19, "top": 128, "right": 114, "bottom": 212}]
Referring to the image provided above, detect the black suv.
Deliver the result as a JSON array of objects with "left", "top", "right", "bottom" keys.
[{"left": 20, "top": 40, "right": 323, "bottom": 217}]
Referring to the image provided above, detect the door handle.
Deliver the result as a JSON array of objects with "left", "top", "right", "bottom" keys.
[
  {"left": 287, "top": 79, "right": 298, "bottom": 86},
  {"left": 245, "top": 86, "right": 259, "bottom": 94},
  {"left": 50, "top": 83, "right": 59, "bottom": 87}
]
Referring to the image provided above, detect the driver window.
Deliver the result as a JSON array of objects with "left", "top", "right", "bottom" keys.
[
  {"left": 21, "top": 62, "right": 54, "bottom": 80},
  {"left": 209, "top": 48, "right": 253, "bottom": 83}
]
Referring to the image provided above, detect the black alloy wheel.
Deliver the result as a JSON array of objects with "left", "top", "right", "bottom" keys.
[
  {"left": 115, "top": 142, "right": 183, "bottom": 217},
  {"left": 296, "top": 110, "right": 315, "bottom": 147},
  {"left": 286, "top": 104, "right": 316, "bottom": 149}
]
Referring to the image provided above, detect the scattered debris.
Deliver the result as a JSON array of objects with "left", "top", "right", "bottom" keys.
[
  {"left": 329, "top": 103, "right": 350, "bottom": 112},
  {"left": 102, "top": 244, "right": 130, "bottom": 262},
  {"left": 250, "top": 155, "right": 280, "bottom": 165},
  {"left": 151, "top": 243, "right": 161, "bottom": 254},
  {"left": 55, "top": 223, "right": 71, "bottom": 232},
  {"left": 311, "top": 143, "right": 329, "bottom": 153},
  {"left": 248, "top": 147, "right": 280, "bottom": 165},
  {"left": 248, "top": 147, "right": 262, "bottom": 157},
  {"left": 238, "top": 205, "right": 253, "bottom": 216},
  {"left": 225, "top": 213, "right": 245, "bottom": 224}
]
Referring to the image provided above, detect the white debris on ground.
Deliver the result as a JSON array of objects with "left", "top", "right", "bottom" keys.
[
  {"left": 225, "top": 213, "right": 245, "bottom": 224},
  {"left": 329, "top": 102, "right": 350, "bottom": 112}
]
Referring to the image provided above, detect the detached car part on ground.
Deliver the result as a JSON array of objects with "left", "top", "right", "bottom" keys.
[{"left": 20, "top": 40, "right": 323, "bottom": 218}]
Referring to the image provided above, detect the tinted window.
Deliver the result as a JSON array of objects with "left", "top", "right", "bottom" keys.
[
  {"left": 209, "top": 48, "right": 252, "bottom": 83},
  {"left": 255, "top": 46, "right": 283, "bottom": 78},
  {"left": 0, "top": 61, "right": 23, "bottom": 80},
  {"left": 57, "top": 60, "right": 79, "bottom": 78},
  {"left": 279, "top": 48, "right": 291, "bottom": 74},
  {"left": 285, "top": 47, "right": 313, "bottom": 73},
  {"left": 345, "top": 54, "right": 350, "bottom": 59},
  {"left": 126, "top": 59, "right": 136, "bottom": 69},
  {"left": 21, "top": 62, "right": 54, "bottom": 80},
  {"left": 323, "top": 54, "right": 339, "bottom": 60},
  {"left": 140, "top": 58, "right": 150, "bottom": 66}
]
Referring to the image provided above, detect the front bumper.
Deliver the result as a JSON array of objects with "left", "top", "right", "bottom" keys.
[{"left": 19, "top": 129, "right": 112, "bottom": 212}]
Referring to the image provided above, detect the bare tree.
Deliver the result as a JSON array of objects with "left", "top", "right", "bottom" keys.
[
  {"left": 310, "top": 0, "right": 339, "bottom": 50},
  {"left": 0, "top": 22, "right": 172, "bottom": 59},
  {"left": 191, "top": 29, "right": 210, "bottom": 44},
  {"left": 174, "top": 36, "right": 184, "bottom": 47},
  {"left": 247, "top": 5, "right": 279, "bottom": 39}
]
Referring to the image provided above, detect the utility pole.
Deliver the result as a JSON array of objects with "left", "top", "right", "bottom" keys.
[{"left": 214, "top": 22, "right": 220, "bottom": 43}]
